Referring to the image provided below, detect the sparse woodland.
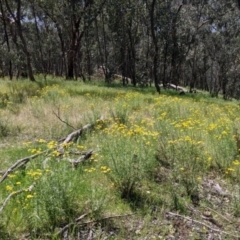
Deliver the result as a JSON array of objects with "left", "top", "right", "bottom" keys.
[
  {"left": 1, "top": 1, "right": 240, "bottom": 97},
  {"left": 1, "top": 0, "right": 240, "bottom": 239}
]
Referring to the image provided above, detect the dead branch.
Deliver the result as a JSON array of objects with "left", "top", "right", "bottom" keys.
[
  {"left": 62, "top": 123, "right": 93, "bottom": 144},
  {"left": 60, "top": 116, "right": 104, "bottom": 145},
  {"left": 166, "top": 211, "right": 240, "bottom": 239},
  {"left": 159, "top": 83, "right": 188, "bottom": 93},
  {"left": 82, "top": 213, "right": 134, "bottom": 223},
  {"left": 68, "top": 150, "right": 94, "bottom": 167},
  {"left": 0, "top": 183, "right": 35, "bottom": 214},
  {"left": 53, "top": 108, "right": 76, "bottom": 130},
  {"left": 57, "top": 213, "right": 90, "bottom": 236},
  {"left": 112, "top": 74, "right": 132, "bottom": 83},
  {"left": 1, "top": 118, "right": 103, "bottom": 184},
  {"left": 188, "top": 205, "right": 232, "bottom": 227},
  {"left": 0, "top": 150, "right": 50, "bottom": 184},
  {"left": 57, "top": 213, "right": 133, "bottom": 236},
  {"left": 203, "top": 206, "right": 232, "bottom": 224}
]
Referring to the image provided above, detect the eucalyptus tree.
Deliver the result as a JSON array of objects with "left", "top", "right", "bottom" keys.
[
  {"left": 0, "top": 0, "right": 35, "bottom": 81},
  {"left": 201, "top": 0, "right": 240, "bottom": 98},
  {"left": 103, "top": 0, "right": 141, "bottom": 85},
  {"left": 145, "top": 0, "right": 185, "bottom": 92},
  {"left": 178, "top": 0, "right": 210, "bottom": 91},
  {"left": 0, "top": 0, "right": 12, "bottom": 79},
  {"left": 36, "top": 0, "right": 107, "bottom": 80}
]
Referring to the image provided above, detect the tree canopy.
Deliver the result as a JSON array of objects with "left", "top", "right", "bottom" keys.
[{"left": 1, "top": 0, "right": 240, "bottom": 98}]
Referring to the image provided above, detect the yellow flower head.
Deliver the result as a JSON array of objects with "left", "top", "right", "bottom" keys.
[
  {"left": 26, "top": 194, "right": 34, "bottom": 199},
  {"left": 6, "top": 185, "right": 13, "bottom": 191},
  {"left": 233, "top": 160, "right": 240, "bottom": 165}
]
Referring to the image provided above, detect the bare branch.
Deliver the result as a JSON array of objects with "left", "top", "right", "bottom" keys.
[
  {"left": 57, "top": 213, "right": 133, "bottom": 236},
  {"left": 60, "top": 116, "right": 104, "bottom": 144},
  {"left": 166, "top": 211, "right": 240, "bottom": 239},
  {"left": 53, "top": 108, "right": 76, "bottom": 130},
  {"left": 0, "top": 118, "right": 103, "bottom": 184},
  {"left": 57, "top": 213, "right": 90, "bottom": 236},
  {"left": 0, "top": 150, "right": 50, "bottom": 184},
  {"left": 0, "top": 183, "right": 35, "bottom": 214}
]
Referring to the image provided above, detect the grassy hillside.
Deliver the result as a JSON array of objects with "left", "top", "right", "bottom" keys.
[{"left": 0, "top": 77, "right": 240, "bottom": 239}]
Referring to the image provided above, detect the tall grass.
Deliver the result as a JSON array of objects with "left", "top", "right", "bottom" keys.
[{"left": 0, "top": 77, "right": 240, "bottom": 238}]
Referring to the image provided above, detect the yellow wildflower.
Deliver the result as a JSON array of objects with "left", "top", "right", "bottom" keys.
[
  {"left": 26, "top": 194, "right": 34, "bottom": 199},
  {"left": 197, "top": 177, "right": 202, "bottom": 181},
  {"left": 6, "top": 185, "right": 13, "bottom": 191},
  {"left": 52, "top": 150, "right": 60, "bottom": 157},
  {"left": 77, "top": 145, "right": 85, "bottom": 150},
  {"left": 8, "top": 174, "right": 15, "bottom": 178},
  {"left": 233, "top": 160, "right": 240, "bottom": 165}
]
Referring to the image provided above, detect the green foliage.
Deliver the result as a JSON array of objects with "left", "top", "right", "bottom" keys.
[
  {"left": 7, "top": 81, "right": 41, "bottom": 104},
  {"left": 0, "top": 93, "right": 10, "bottom": 108},
  {"left": 1, "top": 81, "right": 240, "bottom": 238},
  {"left": 0, "top": 221, "right": 12, "bottom": 240},
  {"left": 0, "top": 112, "right": 21, "bottom": 138}
]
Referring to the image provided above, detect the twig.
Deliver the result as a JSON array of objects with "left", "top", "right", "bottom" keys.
[
  {"left": 57, "top": 213, "right": 90, "bottom": 236},
  {"left": 166, "top": 211, "right": 240, "bottom": 238},
  {"left": 0, "top": 183, "right": 35, "bottom": 214},
  {"left": 57, "top": 213, "right": 133, "bottom": 236},
  {"left": 204, "top": 206, "right": 232, "bottom": 224},
  {"left": 78, "top": 213, "right": 134, "bottom": 226},
  {"left": 53, "top": 108, "right": 76, "bottom": 130}
]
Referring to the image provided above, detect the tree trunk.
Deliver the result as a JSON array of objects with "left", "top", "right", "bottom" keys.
[
  {"left": 170, "top": 4, "right": 182, "bottom": 86},
  {"left": 0, "top": 0, "right": 12, "bottom": 79},
  {"left": 150, "top": 0, "right": 160, "bottom": 94},
  {"left": 5, "top": 0, "right": 35, "bottom": 81}
]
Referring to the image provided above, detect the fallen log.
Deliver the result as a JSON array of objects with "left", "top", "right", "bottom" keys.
[
  {"left": 0, "top": 118, "right": 104, "bottom": 184},
  {"left": 112, "top": 74, "right": 132, "bottom": 83},
  {"left": 159, "top": 83, "right": 188, "bottom": 93},
  {"left": 0, "top": 183, "right": 35, "bottom": 214},
  {"left": 0, "top": 150, "right": 50, "bottom": 184}
]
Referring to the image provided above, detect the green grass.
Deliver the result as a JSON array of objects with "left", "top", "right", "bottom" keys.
[{"left": 0, "top": 76, "right": 240, "bottom": 239}]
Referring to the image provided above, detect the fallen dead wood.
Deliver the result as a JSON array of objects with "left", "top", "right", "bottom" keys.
[
  {"left": 57, "top": 212, "right": 90, "bottom": 236},
  {"left": 0, "top": 183, "right": 35, "bottom": 214},
  {"left": 0, "top": 118, "right": 103, "bottom": 184},
  {"left": 53, "top": 108, "right": 76, "bottom": 130},
  {"left": 166, "top": 211, "right": 240, "bottom": 239},
  {"left": 57, "top": 213, "right": 133, "bottom": 237},
  {"left": 203, "top": 206, "right": 232, "bottom": 224},
  {"left": 68, "top": 150, "right": 94, "bottom": 168},
  {"left": 112, "top": 74, "right": 132, "bottom": 83},
  {"left": 159, "top": 83, "right": 188, "bottom": 93},
  {"left": 0, "top": 150, "right": 50, "bottom": 184},
  {"left": 62, "top": 124, "right": 93, "bottom": 144},
  {"left": 60, "top": 116, "right": 104, "bottom": 145}
]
